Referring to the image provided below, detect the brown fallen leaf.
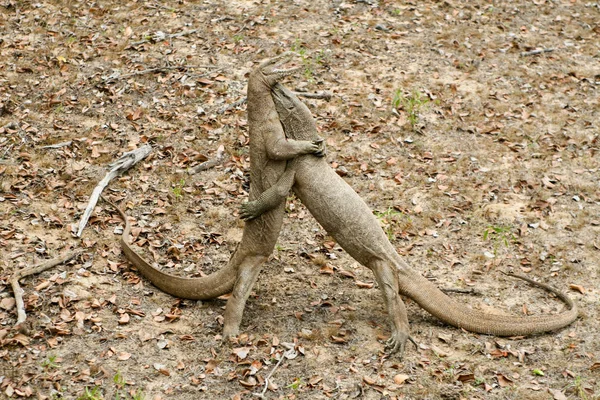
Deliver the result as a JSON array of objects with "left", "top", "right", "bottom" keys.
[
  {"left": 118, "top": 313, "right": 130, "bottom": 325},
  {"left": 569, "top": 284, "right": 586, "bottom": 294},
  {"left": 496, "top": 373, "right": 514, "bottom": 387},
  {"left": 319, "top": 264, "right": 334, "bottom": 275},
  {"left": 239, "top": 376, "right": 257, "bottom": 388},
  {"left": 393, "top": 374, "right": 409, "bottom": 385},
  {"left": 362, "top": 376, "right": 377, "bottom": 385},
  {"left": 548, "top": 388, "right": 568, "bottom": 400},
  {"left": 331, "top": 335, "right": 347, "bottom": 344},
  {"left": 118, "top": 352, "right": 131, "bottom": 361},
  {"left": 355, "top": 280, "right": 374, "bottom": 289},
  {"left": 457, "top": 373, "right": 475, "bottom": 383}
]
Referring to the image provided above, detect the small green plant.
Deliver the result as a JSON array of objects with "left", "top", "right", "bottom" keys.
[
  {"left": 373, "top": 207, "right": 407, "bottom": 240},
  {"left": 532, "top": 369, "right": 544, "bottom": 376},
  {"left": 131, "top": 389, "right": 145, "bottom": 400},
  {"left": 54, "top": 104, "right": 65, "bottom": 114},
  {"left": 393, "top": 89, "right": 430, "bottom": 128},
  {"left": 287, "top": 377, "right": 304, "bottom": 390},
  {"left": 568, "top": 376, "right": 590, "bottom": 400},
  {"left": 473, "top": 377, "right": 485, "bottom": 386},
  {"left": 483, "top": 225, "right": 515, "bottom": 255},
  {"left": 291, "top": 40, "right": 315, "bottom": 81},
  {"left": 171, "top": 178, "right": 185, "bottom": 199},
  {"left": 232, "top": 33, "right": 244, "bottom": 43},
  {"left": 41, "top": 354, "right": 59, "bottom": 369},
  {"left": 77, "top": 386, "right": 103, "bottom": 400},
  {"left": 114, "top": 371, "right": 126, "bottom": 388}
]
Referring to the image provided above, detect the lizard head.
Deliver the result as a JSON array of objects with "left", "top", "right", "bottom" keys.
[{"left": 252, "top": 52, "right": 301, "bottom": 87}]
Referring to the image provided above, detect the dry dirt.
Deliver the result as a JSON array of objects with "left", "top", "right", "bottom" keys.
[{"left": 1, "top": 1, "right": 599, "bottom": 399}]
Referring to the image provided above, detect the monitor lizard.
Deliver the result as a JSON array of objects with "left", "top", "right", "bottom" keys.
[
  {"left": 239, "top": 81, "right": 578, "bottom": 355},
  {"left": 105, "top": 53, "right": 324, "bottom": 337}
]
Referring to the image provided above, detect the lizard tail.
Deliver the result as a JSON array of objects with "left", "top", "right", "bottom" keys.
[
  {"left": 399, "top": 268, "right": 578, "bottom": 336},
  {"left": 104, "top": 197, "right": 237, "bottom": 300}
]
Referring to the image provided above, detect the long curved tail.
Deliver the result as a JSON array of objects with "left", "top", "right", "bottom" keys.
[
  {"left": 399, "top": 268, "right": 578, "bottom": 335},
  {"left": 104, "top": 197, "right": 237, "bottom": 300}
]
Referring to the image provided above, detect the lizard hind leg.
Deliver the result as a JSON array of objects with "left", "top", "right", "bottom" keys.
[
  {"left": 222, "top": 254, "right": 269, "bottom": 338},
  {"left": 369, "top": 259, "right": 411, "bottom": 356}
]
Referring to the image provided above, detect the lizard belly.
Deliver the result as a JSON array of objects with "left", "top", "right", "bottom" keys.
[{"left": 293, "top": 158, "right": 395, "bottom": 265}]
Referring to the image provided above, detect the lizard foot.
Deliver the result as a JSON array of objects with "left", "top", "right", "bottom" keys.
[
  {"left": 384, "top": 331, "right": 412, "bottom": 357},
  {"left": 312, "top": 138, "right": 326, "bottom": 157},
  {"left": 239, "top": 201, "right": 262, "bottom": 221},
  {"left": 222, "top": 325, "right": 239, "bottom": 340}
]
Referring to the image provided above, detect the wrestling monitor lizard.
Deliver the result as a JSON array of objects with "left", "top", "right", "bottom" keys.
[
  {"left": 105, "top": 53, "right": 324, "bottom": 337},
  {"left": 240, "top": 82, "right": 578, "bottom": 355}
]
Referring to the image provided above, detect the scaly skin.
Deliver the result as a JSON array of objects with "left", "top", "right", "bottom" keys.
[
  {"left": 106, "top": 53, "right": 324, "bottom": 338},
  {"left": 242, "top": 82, "right": 578, "bottom": 355}
]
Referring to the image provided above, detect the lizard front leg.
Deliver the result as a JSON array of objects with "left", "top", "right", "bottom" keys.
[{"left": 240, "top": 140, "right": 326, "bottom": 221}]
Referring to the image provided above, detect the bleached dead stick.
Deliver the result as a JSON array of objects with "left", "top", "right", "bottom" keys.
[
  {"left": 253, "top": 351, "right": 287, "bottom": 398},
  {"left": 189, "top": 144, "right": 226, "bottom": 174},
  {"left": 76, "top": 144, "right": 152, "bottom": 237},
  {"left": 130, "top": 28, "right": 200, "bottom": 47},
  {"left": 11, "top": 250, "right": 81, "bottom": 329},
  {"left": 520, "top": 48, "right": 554, "bottom": 57},
  {"left": 217, "top": 91, "right": 333, "bottom": 114}
]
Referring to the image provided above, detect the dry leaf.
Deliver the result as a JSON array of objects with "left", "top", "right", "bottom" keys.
[
  {"left": 393, "top": 374, "right": 409, "bottom": 385},
  {"left": 496, "top": 373, "right": 513, "bottom": 387},
  {"left": 569, "top": 284, "right": 585, "bottom": 294},
  {"left": 355, "top": 280, "right": 374, "bottom": 289}
]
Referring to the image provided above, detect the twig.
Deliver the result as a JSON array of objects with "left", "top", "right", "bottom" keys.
[
  {"left": 189, "top": 145, "right": 226, "bottom": 174},
  {"left": 294, "top": 91, "right": 333, "bottom": 101},
  {"left": 103, "top": 65, "right": 219, "bottom": 83},
  {"left": 41, "top": 141, "right": 72, "bottom": 149},
  {"left": 217, "top": 97, "right": 247, "bottom": 114},
  {"left": 11, "top": 250, "right": 81, "bottom": 329},
  {"left": 253, "top": 352, "right": 286, "bottom": 398},
  {"left": 130, "top": 28, "right": 200, "bottom": 47},
  {"left": 217, "top": 90, "right": 333, "bottom": 114},
  {"left": 440, "top": 287, "right": 481, "bottom": 295},
  {"left": 76, "top": 144, "right": 152, "bottom": 237},
  {"left": 1, "top": 121, "right": 19, "bottom": 131},
  {"left": 520, "top": 48, "right": 554, "bottom": 57}
]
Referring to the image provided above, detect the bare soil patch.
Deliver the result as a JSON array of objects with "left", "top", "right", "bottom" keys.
[{"left": 1, "top": 1, "right": 598, "bottom": 399}]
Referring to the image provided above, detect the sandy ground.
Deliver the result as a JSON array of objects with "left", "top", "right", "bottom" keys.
[{"left": 1, "top": 1, "right": 599, "bottom": 399}]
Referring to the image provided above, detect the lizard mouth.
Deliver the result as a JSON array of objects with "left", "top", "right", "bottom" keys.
[{"left": 258, "top": 52, "right": 301, "bottom": 80}]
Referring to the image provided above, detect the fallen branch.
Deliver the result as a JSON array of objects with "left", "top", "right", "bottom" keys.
[
  {"left": 217, "top": 90, "right": 333, "bottom": 114},
  {"left": 189, "top": 145, "right": 226, "bottom": 174},
  {"left": 130, "top": 28, "right": 200, "bottom": 47},
  {"left": 103, "top": 65, "right": 219, "bottom": 83},
  {"left": 76, "top": 144, "right": 152, "bottom": 237},
  {"left": 41, "top": 141, "right": 72, "bottom": 149},
  {"left": 520, "top": 48, "right": 554, "bottom": 57},
  {"left": 216, "top": 97, "right": 247, "bottom": 114},
  {"left": 253, "top": 351, "right": 286, "bottom": 398},
  {"left": 440, "top": 287, "right": 481, "bottom": 295},
  {"left": 11, "top": 250, "right": 81, "bottom": 329},
  {"left": 293, "top": 90, "right": 333, "bottom": 101}
]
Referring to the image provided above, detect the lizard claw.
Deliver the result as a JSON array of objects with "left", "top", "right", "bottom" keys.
[
  {"left": 312, "top": 138, "right": 326, "bottom": 157},
  {"left": 384, "top": 331, "right": 412, "bottom": 357},
  {"left": 240, "top": 201, "right": 260, "bottom": 221}
]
